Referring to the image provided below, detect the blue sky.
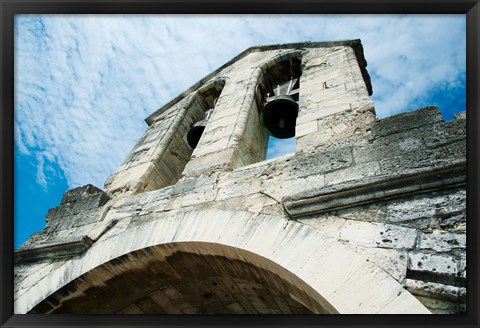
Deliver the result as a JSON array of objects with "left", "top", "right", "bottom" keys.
[{"left": 14, "top": 15, "right": 466, "bottom": 248}]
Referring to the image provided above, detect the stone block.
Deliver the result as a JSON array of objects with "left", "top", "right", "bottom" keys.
[
  {"left": 339, "top": 221, "right": 416, "bottom": 249},
  {"left": 322, "top": 202, "right": 387, "bottom": 224},
  {"left": 421, "top": 115, "right": 466, "bottom": 147},
  {"left": 379, "top": 141, "right": 466, "bottom": 174},
  {"left": 138, "top": 186, "right": 173, "bottom": 205},
  {"left": 192, "top": 137, "right": 229, "bottom": 157},
  {"left": 296, "top": 128, "right": 334, "bottom": 151},
  {"left": 172, "top": 173, "right": 218, "bottom": 197},
  {"left": 414, "top": 295, "right": 462, "bottom": 314},
  {"left": 206, "top": 113, "right": 238, "bottom": 131},
  {"left": 295, "top": 121, "right": 318, "bottom": 137},
  {"left": 201, "top": 125, "right": 234, "bottom": 144},
  {"left": 385, "top": 188, "right": 465, "bottom": 225},
  {"left": 371, "top": 106, "right": 443, "bottom": 138},
  {"left": 417, "top": 231, "right": 466, "bottom": 252},
  {"left": 378, "top": 289, "right": 431, "bottom": 314},
  {"left": 353, "top": 128, "right": 425, "bottom": 164},
  {"left": 327, "top": 265, "right": 405, "bottom": 314},
  {"left": 405, "top": 279, "right": 466, "bottom": 302},
  {"left": 14, "top": 262, "right": 54, "bottom": 300},
  {"left": 458, "top": 257, "right": 466, "bottom": 278},
  {"left": 297, "top": 217, "right": 346, "bottom": 239},
  {"left": 375, "top": 224, "right": 417, "bottom": 249},
  {"left": 351, "top": 246, "right": 407, "bottom": 282},
  {"left": 61, "top": 184, "right": 105, "bottom": 205},
  {"left": 182, "top": 148, "right": 235, "bottom": 178},
  {"left": 14, "top": 233, "right": 94, "bottom": 263},
  {"left": 280, "top": 174, "right": 325, "bottom": 198},
  {"left": 216, "top": 180, "right": 261, "bottom": 201},
  {"left": 105, "top": 162, "right": 152, "bottom": 194},
  {"left": 72, "top": 193, "right": 110, "bottom": 215},
  {"left": 408, "top": 252, "right": 458, "bottom": 276},
  {"left": 331, "top": 122, "right": 348, "bottom": 134},
  {"left": 338, "top": 220, "right": 378, "bottom": 247},
  {"left": 434, "top": 189, "right": 466, "bottom": 217},
  {"left": 285, "top": 145, "right": 353, "bottom": 179},
  {"left": 324, "top": 161, "right": 381, "bottom": 186},
  {"left": 397, "top": 136, "right": 424, "bottom": 154},
  {"left": 386, "top": 198, "right": 436, "bottom": 223},
  {"left": 297, "top": 103, "right": 351, "bottom": 125},
  {"left": 45, "top": 203, "right": 74, "bottom": 222},
  {"left": 181, "top": 184, "right": 217, "bottom": 207}
]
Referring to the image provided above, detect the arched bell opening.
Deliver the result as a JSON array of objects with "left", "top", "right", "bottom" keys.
[
  {"left": 28, "top": 242, "right": 337, "bottom": 314},
  {"left": 130, "top": 79, "right": 225, "bottom": 193},
  {"left": 255, "top": 57, "right": 302, "bottom": 140},
  {"left": 185, "top": 85, "right": 222, "bottom": 150}
]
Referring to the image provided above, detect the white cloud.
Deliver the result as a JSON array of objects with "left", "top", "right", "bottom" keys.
[
  {"left": 14, "top": 14, "right": 465, "bottom": 189},
  {"left": 35, "top": 153, "right": 47, "bottom": 189},
  {"left": 267, "top": 137, "right": 296, "bottom": 160}
]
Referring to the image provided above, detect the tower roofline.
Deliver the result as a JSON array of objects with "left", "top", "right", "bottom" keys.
[{"left": 145, "top": 39, "right": 372, "bottom": 125}]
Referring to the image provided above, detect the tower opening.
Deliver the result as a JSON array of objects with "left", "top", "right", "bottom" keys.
[
  {"left": 266, "top": 135, "right": 296, "bottom": 160},
  {"left": 255, "top": 56, "right": 301, "bottom": 162},
  {"left": 186, "top": 91, "right": 219, "bottom": 149}
]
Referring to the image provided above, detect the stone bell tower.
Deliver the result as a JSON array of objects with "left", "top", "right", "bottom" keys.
[
  {"left": 15, "top": 40, "right": 466, "bottom": 315},
  {"left": 102, "top": 40, "right": 376, "bottom": 196}
]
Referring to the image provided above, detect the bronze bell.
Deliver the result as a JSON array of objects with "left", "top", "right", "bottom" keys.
[
  {"left": 260, "top": 79, "right": 299, "bottom": 139},
  {"left": 187, "top": 120, "right": 207, "bottom": 149},
  {"left": 186, "top": 108, "right": 213, "bottom": 149}
]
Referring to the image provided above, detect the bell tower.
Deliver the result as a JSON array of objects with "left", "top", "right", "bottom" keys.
[
  {"left": 15, "top": 40, "right": 465, "bottom": 315},
  {"left": 104, "top": 40, "right": 375, "bottom": 196}
]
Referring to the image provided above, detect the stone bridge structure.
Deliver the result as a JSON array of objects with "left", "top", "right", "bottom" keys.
[{"left": 14, "top": 40, "right": 466, "bottom": 314}]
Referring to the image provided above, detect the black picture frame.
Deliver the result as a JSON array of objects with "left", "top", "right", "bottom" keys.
[{"left": 1, "top": 1, "right": 479, "bottom": 327}]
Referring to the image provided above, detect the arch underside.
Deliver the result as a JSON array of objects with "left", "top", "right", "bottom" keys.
[{"left": 30, "top": 242, "right": 332, "bottom": 314}]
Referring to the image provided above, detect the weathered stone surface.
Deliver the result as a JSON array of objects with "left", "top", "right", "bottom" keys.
[
  {"left": 387, "top": 198, "right": 436, "bottom": 223},
  {"left": 45, "top": 203, "right": 74, "bottom": 222},
  {"left": 421, "top": 113, "right": 466, "bottom": 147},
  {"left": 324, "top": 161, "right": 381, "bottom": 185},
  {"left": 61, "top": 184, "right": 106, "bottom": 204},
  {"left": 379, "top": 141, "right": 465, "bottom": 174},
  {"left": 408, "top": 252, "right": 458, "bottom": 276},
  {"left": 417, "top": 231, "right": 466, "bottom": 253},
  {"left": 414, "top": 295, "right": 464, "bottom": 314},
  {"left": 375, "top": 224, "right": 417, "bottom": 249},
  {"left": 371, "top": 106, "right": 443, "bottom": 138},
  {"left": 282, "top": 162, "right": 465, "bottom": 218},
  {"left": 405, "top": 279, "right": 466, "bottom": 302},
  {"left": 72, "top": 192, "right": 110, "bottom": 214},
  {"left": 285, "top": 145, "right": 354, "bottom": 179},
  {"left": 171, "top": 174, "right": 218, "bottom": 196},
  {"left": 458, "top": 256, "right": 466, "bottom": 279},
  {"left": 17, "top": 184, "right": 113, "bottom": 262},
  {"left": 351, "top": 246, "right": 407, "bottom": 282},
  {"left": 338, "top": 220, "right": 416, "bottom": 249},
  {"left": 353, "top": 128, "right": 425, "bottom": 164}
]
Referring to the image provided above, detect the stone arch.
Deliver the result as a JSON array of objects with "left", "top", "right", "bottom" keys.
[
  {"left": 15, "top": 209, "right": 430, "bottom": 314},
  {"left": 29, "top": 242, "right": 336, "bottom": 314}
]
